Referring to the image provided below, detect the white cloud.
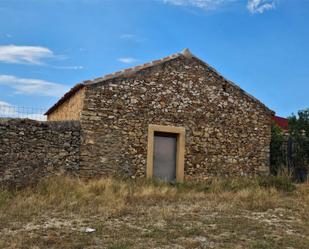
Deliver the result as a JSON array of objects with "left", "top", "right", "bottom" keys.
[
  {"left": 247, "top": 0, "right": 276, "bottom": 14},
  {"left": 22, "top": 113, "right": 46, "bottom": 121},
  {"left": 120, "top": 34, "right": 146, "bottom": 42},
  {"left": 162, "top": 0, "right": 232, "bottom": 10},
  {"left": 0, "top": 100, "right": 46, "bottom": 121},
  {"left": 0, "top": 104, "right": 46, "bottom": 120},
  {"left": 0, "top": 75, "right": 69, "bottom": 97},
  {"left": 0, "top": 45, "right": 85, "bottom": 69},
  {"left": 117, "top": 57, "right": 138, "bottom": 64},
  {"left": 0, "top": 33, "right": 12, "bottom": 39},
  {"left": 53, "top": 65, "right": 84, "bottom": 70},
  {"left": 0, "top": 104, "right": 17, "bottom": 118},
  {"left": 120, "top": 34, "right": 136, "bottom": 39},
  {"left": 0, "top": 101, "right": 15, "bottom": 119},
  {"left": 0, "top": 100, "right": 11, "bottom": 106},
  {"left": 162, "top": 0, "right": 276, "bottom": 13},
  {"left": 0, "top": 45, "right": 54, "bottom": 65}
]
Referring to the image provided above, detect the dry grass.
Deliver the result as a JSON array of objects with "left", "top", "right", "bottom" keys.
[{"left": 0, "top": 176, "right": 308, "bottom": 249}]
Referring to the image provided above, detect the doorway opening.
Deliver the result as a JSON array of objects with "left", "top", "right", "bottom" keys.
[{"left": 147, "top": 124, "right": 185, "bottom": 182}]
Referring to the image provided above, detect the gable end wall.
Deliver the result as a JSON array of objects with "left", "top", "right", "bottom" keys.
[
  {"left": 47, "top": 87, "right": 85, "bottom": 121},
  {"left": 79, "top": 56, "right": 272, "bottom": 180}
]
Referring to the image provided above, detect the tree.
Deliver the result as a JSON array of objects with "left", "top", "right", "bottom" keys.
[
  {"left": 270, "top": 122, "right": 286, "bottom": 175},
  {"left": 289, "top": 108, "right": 309, "bottom": 137},
  {"left": 288, "top": 108, "right": 309, "bottom": 182}
]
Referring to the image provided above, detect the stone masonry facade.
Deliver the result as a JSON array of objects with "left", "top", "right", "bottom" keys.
[
  {"left": 0, "top": 50, "right": 273, "bottom": 186},
  {"left": 78, "top": 52, "right": 273, "bottom": 180},
  {"left": 0, "top": 119, "right": 81, "bottom": 187},
  {"left": 47, "top": 86, "right": 85, "bottom": 121}
]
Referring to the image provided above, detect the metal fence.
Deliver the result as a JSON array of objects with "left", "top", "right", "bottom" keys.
[
  {"left": 0, "top": 104, "right": 46, "bottom": 121},
  {"left": 270, "top": 137, "right": 309, "bottom": 182}
]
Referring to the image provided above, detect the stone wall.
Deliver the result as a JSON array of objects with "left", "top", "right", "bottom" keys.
[
  {"left": 47, "top": 87, "right": 85, "bottom": 121},
  {"left": 79, "top": 55, "right": 273, "bottom": 180},
  {"left": 0, "top": 119, "right": 81, "bottom": 187}
]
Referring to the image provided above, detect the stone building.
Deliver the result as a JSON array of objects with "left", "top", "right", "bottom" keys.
[{"left": 45, "top": 49, "right": 274, "bottom": 182}]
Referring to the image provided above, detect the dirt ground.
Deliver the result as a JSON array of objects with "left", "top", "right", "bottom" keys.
[{"left": 0, "top": 177, "right": 308, "bottom": 249}]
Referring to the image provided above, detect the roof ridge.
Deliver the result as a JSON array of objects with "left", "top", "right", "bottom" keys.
[
  {"left": 44, "top": 50, "right": 185, "bottom": 115},
  {"left": 85, "top": 51, "right": 183, "bottom": 85},
  {"left": 45, "top": 48, "right": 274, "bottom": 116}
]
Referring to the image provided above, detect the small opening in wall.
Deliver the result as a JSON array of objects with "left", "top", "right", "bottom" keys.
[{"left": 222, "top": 84, "right": 227, "bottom": 92}]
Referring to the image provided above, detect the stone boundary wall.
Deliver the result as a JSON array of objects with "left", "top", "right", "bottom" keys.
[{"left": 0, "top": 118, "right": 81, "bottom": 187}]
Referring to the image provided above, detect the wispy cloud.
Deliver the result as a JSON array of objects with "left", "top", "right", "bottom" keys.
[
  {"left": 52, "top": 65, "right": 84, "bottom": 70},
  {"left": 247, "top": 0, "right": 276, "bottom": 14},
  {"left": 0, "top": 101, "right": 46, "bottom": 120},
  {"left": 120, "top": 33, "right": 146, "bottom": 42},
  {"left": 162, "top": 0, "right": 276, "bottom": 13},
  {"left": 162, "top": 0, "right": 233, "bottom": 11},
  {"left": 0, "top": 45, "right": 85, "bottom": 69},
  {"left": 0, "top": 45, "right": 54, "bottom": 65},
  {"left": 117, "top": 57, "right": 139, "bottom": 64},
  {"left": 120, "top": 34, "right": 136, "bottom": 39},
  {"left": 0, "top": 75, "right": 69, "bottom": 97},
  {"left": 0, "top": 33, "right": 12, "bottom": 39},
  {"left": 0, "top": 100, "right": 11, "bottom": 106}
]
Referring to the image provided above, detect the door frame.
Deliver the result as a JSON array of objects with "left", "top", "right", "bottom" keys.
[{"left": 147, "top": 124, "right": 185, "bottom": 182}]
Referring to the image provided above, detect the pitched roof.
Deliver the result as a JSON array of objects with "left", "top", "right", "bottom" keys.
[{"left": 45, "top": 48, "right": 274, "bottom": 115}]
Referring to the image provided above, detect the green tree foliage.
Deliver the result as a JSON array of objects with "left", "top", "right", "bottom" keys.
[
  {"left": 288, "top": 108, "right": 309, "bottom": 175},
  {"left": 270, "top": 108, "right": 309, "bottom": 181},
  {"left": 289, "top": 108, "right": 309, "bottom": 137},
  {"left": 270, "top": 123, "right": 286, "bottom": 175}
]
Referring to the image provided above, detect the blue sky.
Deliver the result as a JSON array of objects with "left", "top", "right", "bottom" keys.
[{"left": 0, "top": 0, "right": 308, "bottom": 117}]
